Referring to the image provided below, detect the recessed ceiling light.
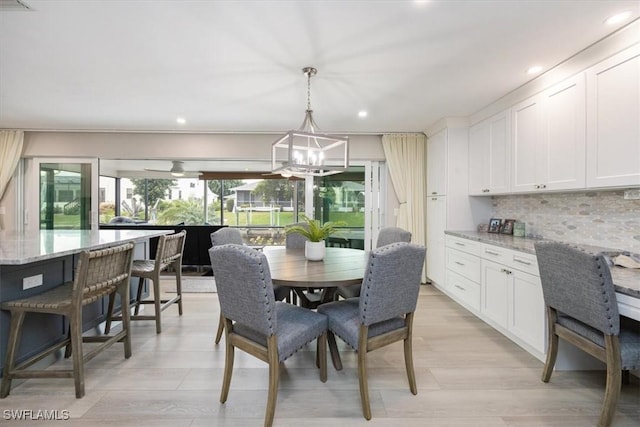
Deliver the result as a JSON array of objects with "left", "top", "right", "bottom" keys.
[
  {"left": 176, "top": 117, "right": 186, "bottom": 124},
  {"left": 605, "top": 11, "right": 631, "bottom": 25},
  {"left": 358, "top": 111, "right": 368, "bottom": 118},
  {"left": 527, "top": 65, "right": 543, "bottom": 75}
]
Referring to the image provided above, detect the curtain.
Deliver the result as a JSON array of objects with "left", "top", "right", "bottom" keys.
[
  {"left": 382, "top": 133, "right": 427, "bottom": 281},
  {"left": 0, "top": 130, "right": 24, "bottom": 203}
]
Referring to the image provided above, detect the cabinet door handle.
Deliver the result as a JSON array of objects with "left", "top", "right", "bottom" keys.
[
  {"left": 454, "top": 261, "right": 465, "bottom": 266},
  {"left": 431, "top": 192, "right": 437, "bottom": 195},
  {"left": 485, "top": 249, "right": 500, "bottom": 256},
  {"left": 482, "top": 189, "right": 490, "bottom": 193},
  {"left": 454, "top": 284, "right": 466, "bottom": 291},
  {"left": 455, "top": 242, "right": 465, "bottom": 247},
  {"left": 534, "top": 184, "right": 540, "bottom": 189},
  {"left": 541, "top": 184, "right": 547, "bottom": 189},
  {"left": 513, "top": 257, "right": 532, "bottom": 266},
  {"left": 431, "top": 197, "right": 438, "bottom": 201}
]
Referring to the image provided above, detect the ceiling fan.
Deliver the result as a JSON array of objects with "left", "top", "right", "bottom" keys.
[{"left": 143, "top": 161, "right": 201, "bottom": 177}]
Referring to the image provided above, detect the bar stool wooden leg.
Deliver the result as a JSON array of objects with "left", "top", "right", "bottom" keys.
[
  {"left": 152, "top": 278, "right": 162, "bottom": 334},
  {"left": 70, "top": 309, "right": 85, "bottom": 398},
  {"left": 1, "top": 311, "right": 26, "bottom": 398},
  {"left": 134, "top": 277, "right": 145, "bottom": 315}
]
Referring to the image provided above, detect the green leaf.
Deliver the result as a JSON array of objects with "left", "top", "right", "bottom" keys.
[{"left": 285, "top": 214, "right": 347, "bottom": 242}]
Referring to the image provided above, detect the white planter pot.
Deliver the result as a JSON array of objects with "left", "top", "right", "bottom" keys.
[{"left": 305, "top": 240, "right": 325, "bottom": 261}]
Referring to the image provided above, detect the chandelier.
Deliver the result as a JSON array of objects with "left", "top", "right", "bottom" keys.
[{"left": 271, "top": 67, "right": 349, "bottom": 178}]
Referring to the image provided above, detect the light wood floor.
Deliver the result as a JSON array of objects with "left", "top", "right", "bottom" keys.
[{"left": 1, "top": 284, "right": 639, "bottom": 426}]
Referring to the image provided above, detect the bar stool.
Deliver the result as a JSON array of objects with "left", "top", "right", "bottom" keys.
[
  {"left": 0, "top": 242, "right": 135, "bottom": 398},
  {"left": 106, "top": 230, "right": 186, "bottom": 334}
]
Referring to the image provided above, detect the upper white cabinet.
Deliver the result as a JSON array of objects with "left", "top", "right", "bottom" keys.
[
  {"left": 586, "top": 45, "right": 640, "bottom": 188},
  {"left": 468, "top": 110, "right": 511, "bottom": 195},
  {"left": 427, "top": 129, "right": 448, "bottom": 196},
  {"left": 511, "top": 73, "right": 586, "bottom": 193},
  {"left": 511, "top": 95, "right": 544, "bottom": 192},
  {"left": 541, "top": 74, "right": 586, "bottom": 191}
]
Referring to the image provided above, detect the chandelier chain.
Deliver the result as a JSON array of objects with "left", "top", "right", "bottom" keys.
[{"left": 307, "top": 71, "right": 311, "bottom": 111}]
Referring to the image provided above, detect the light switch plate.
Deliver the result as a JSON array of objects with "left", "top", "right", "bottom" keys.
[{"left": 23, "top": 274, "right": 43, "bottom": 290}]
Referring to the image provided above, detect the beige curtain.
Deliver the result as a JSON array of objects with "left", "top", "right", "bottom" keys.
[
  {"left": 0, "top": 130, "right": 24, "bottom": 203},
  {"left": 382, "top": 133, "right": 427, "bottom": 280}
]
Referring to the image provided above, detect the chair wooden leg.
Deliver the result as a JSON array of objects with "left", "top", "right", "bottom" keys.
[
  {"left": 152, "top": 278, "right": 162, "bottom": 334},
  {"left": 134, "top": 277, "right": 144, "bottom": 315},
  {"left": 70, "top": 311, "right": 85, "bottom": 398},
  {"left": 104, "top": 293, "right": 116, "bottom": 333},
  {"left": 404, "top": 313, "right": 417, "bottom": 395},
  {"left": 174, "top": 262, "right": 183, "bottom": 316},
  {"left": 327, "top": 331, "right": 343, "bottom": 371},
  {"left": 600, "top": 335, "right": 621, "bottom": 427},
  {"left": 1, "top": 311, "right": 26, "bottom": 398},
  {"left": 318, "top": 332, "right": 327, "bottom": 383},
  {"left": 119, "top": 285, "right": 132, "bottom": 359},
  {"left": 64, "top": 325, "right": 72, "bottom": 358},
  {"left": 357, "top": 325, "right": 371, "bottom": 420},
  {"left": 220, "top": 319, "right": 234, "bottom": 404},
  {"left": 215, "top": 313, "right": 225, "bottom": 344},
  {"left": 265, "top": 335, "right": 280, "bottom": 427},
  {"left": 542, "top": 307, "right": 558, "bottom": 383}
]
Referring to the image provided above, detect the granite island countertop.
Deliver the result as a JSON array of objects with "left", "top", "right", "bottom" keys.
[
  {"left": 0, "top": 229, "right": 171, "bottom": 265},
  {"left": 445, "top": 230, "right": 640, "bottom": 298}
]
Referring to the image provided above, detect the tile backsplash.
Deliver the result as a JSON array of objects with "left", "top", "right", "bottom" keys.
[{"left": 491, "top": 190, "right": 640, "bottom": 253}]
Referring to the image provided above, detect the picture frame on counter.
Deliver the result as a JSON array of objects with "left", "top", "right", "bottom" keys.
[
  {"left": 488, "top": 218, "right": 502, "bottom": 233},
  {"left": 501, "top": 219, "right": 515, "bottom": 235}
]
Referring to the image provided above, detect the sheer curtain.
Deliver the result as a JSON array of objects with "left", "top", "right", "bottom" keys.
[
  {"left": 0, "top": 130, "right": 24, "bottom": 229},
  {"left": 382, "top": 133, "right": 427, "bottom": 281}
]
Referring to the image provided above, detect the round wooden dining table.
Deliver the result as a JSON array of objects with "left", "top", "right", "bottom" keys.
[{"left": 262, "top": 246, "right": 368, "bottom": 370}]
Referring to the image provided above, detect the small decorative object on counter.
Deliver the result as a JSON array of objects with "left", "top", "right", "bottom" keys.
[
  {"left": 513, "top": 221, "right": 526, "bottom": 237},
  {"left": 477, "top": 223, "right": 489, "bottom": 233},
  {"left": 501, "top": 219, "right": 515, "bottom": 235},
  {"left": 488, "top": 218, "right": 502, "bottom": 233}
]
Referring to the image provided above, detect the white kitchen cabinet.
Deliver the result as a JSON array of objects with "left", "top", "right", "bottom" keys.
[
  {"left": 468, "top": 110, "right": 511, "bottom": 195},
  {"left": 511, "top": 73, "right": 587, "bottom": 193},
  {"left": 511, "top": 94, "right": 544, "bottom": 193},
  {"left": 540, "top": 74, "right": 586, "bottom": 191},
  {"left": 481, "top": 258, "right": 510, "bottom": 328},
  {"left": 426, "top": 195, "right": 447, "bottom": 286},
  {"left": 427, "top": 128, "right": 448, "bottom": 196},
  {"left": 444, "top": 236, "right": 546, "bottom": 360},
  {"left": 586, "top": 45, "right": 640, "bottom": 188},
  {"left": 509, "top": 269, "right": 545, "bottom": 354},
  {"left": 426, "top": 126, "right": 491, "bottom": 287}
]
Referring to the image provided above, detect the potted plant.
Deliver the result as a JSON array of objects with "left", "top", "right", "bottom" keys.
[{"left": 285, "top": 215, "right": 346, "bottom": 261}]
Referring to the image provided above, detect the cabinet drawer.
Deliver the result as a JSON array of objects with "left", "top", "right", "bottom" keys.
[
  {"left": 446, "top": 248, "right": 481, "bottom": 283},
  {"left": 481, "top": 244, "right": 510, "bottom": 264},
  {"left": 446, "top": 269, "right": 480, "bottom": 312},
  {"left": 446, "top": 235, "right": 481, "bottom": 256},
  {"left": 506, "top": 251, "right": 539, "bottom": 276}
]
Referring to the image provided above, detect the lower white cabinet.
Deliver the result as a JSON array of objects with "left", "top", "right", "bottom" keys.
[{"left": 443, "top": 235, "right": 546, "bottom": 360}]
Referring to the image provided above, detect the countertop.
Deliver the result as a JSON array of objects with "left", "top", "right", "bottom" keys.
[
  {"left": 0, "top": 229, "right": 171, "bottom": 265},
  {"left": 445, "top": 230, "right": 640, "bottom": 298}
]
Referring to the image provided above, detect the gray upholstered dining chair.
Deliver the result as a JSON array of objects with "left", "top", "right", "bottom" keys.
[
  {"left": 1, "top": 242, "right": 135, "bottom": 399},
  {"left": 210, "top": 227, "right": 291, "bottom": 344},
  {"left": 318, "top": 242, "right": 426, "bottom": 420},
  {"left": 106, "top": 230, "right": 186, "bottom": 334},
  {"left": 208, "top": 244, "right": 328, "bottom": 427},
  {"left": 336, "top": 226, "right": 412, "bottom": 300},
  {"left": 535, "top": 241, "right": 640, "bottom": 427}
]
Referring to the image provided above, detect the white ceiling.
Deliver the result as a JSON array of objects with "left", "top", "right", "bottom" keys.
[{"left": 1, "top": 0, "right": 639, "bottom": 134}]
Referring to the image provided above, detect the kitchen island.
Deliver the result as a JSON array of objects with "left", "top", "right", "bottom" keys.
[{"left": 0, "top": 229, "right": 171, "bottom": 374}]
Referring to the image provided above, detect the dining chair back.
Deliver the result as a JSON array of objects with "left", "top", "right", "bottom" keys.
[
  {"left": 1, "top": 242, "right": 135, "bottom": 399},
  {"left": 337, "top": 226, "right": 412, "bottom": 300},
  {"left": 210, "top": 227, "right": 243, "bottom": 246},
  {"left": 208, "top": 244, "right": 328, "bottom": 427},
  {"left": 106, "top": 230, "right": 186, "bottom": 334},
  {"left": 535, "top": 241, "right": 640, "bottom": 427},
  {"left": 318, "top": 242, "right": 426, "bottom": 420},
  {"left": 285, "top": 222, "right": 308, "bottom": 249},
  {"left": 376, "top": 226, "right": 412, "bottom": 248}
]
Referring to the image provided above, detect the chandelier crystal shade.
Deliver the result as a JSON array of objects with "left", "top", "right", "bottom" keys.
[{"left": 271, "top": 67, "right": 349, "bottom": 178}]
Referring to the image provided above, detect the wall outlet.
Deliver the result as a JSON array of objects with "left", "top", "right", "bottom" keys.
[
  {"left": 23, "top": 274, "right": 43, "bottom": 290},
  {"left": 624, "top": 189, "right": 640, "bottom": 200}
]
